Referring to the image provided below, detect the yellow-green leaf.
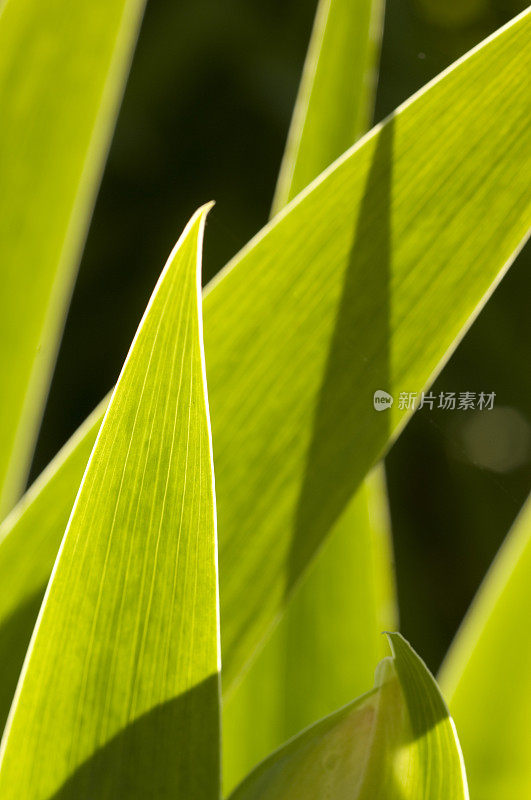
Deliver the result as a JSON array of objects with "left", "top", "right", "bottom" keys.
[
  {"left": 229, "top": 633, "right": 468, "bottom": 800},
  {"left": 0, "top": 206, "right": 220, "bottom": 800},
  {"left": 0, "top": 0, "right": 145, "bottom": 517},
  {"left": 0, "top": 403, "right": 103, "bottom": 730},
  {"left": 209, "top": 9, "right": 531, "bottom": 689}
]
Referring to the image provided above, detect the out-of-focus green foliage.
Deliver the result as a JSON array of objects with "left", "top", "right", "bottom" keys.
[
  {"left": 229, "top": 634, "right": 468, "bottom": 800},
  {"left": 0, "top": 0, "right": 145, "bottom": 517},
  {"left": 0, "top": 207, "right": 220, "bottom": 799},
  {"left": 440, "top": 493, "right": 531, "bottom": 799}
]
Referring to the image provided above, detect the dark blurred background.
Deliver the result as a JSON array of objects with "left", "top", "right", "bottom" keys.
[{"left": 30, "top": 0, "right": 530, "bottom": 672}]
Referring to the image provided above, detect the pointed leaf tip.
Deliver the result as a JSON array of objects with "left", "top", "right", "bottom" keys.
[{"left": 229, "top": 633, "right": 468, "bottom": 800}]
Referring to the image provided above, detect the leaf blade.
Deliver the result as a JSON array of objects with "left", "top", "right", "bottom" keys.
[
  {"left": 0, "top": 0, "right": 145, "bottom": 516},
  {"left": 0, "top": 206, "right": 220, "bottom": 799},
  {"left": 272, "top": 0, "right": 385, "bottom": 212},
  {"left": 209, "top": 9, "right": 531, "bottom": 688}
]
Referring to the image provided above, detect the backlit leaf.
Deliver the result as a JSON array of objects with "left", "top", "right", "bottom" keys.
[
  {"left": 0, "top": 0, "right": 145, "bottom": 516},
  {"left": 0, "top": 206, "right": 220, "bottom": 800},
  {"left": 229, "top": 633, "right": 468, "bottom": 800}
]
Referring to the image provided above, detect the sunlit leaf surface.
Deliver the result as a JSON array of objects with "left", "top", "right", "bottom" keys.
[
  {"left": 210, "top": 9, "right": 531, "bottom": 689},
  {"left": 0, "top": 207, "right": 220, "bottom": 800}
]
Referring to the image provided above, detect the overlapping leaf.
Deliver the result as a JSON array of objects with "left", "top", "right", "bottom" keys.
[
  {"left": 0, "top": 10, "right": 529, "bottom": 731},
  {"left": 0, "top": 207, "right": 220, "bottom": 800},
  {"left": 209, "top": 8, "right": 531, "bottom": 688},
  {"left": 0, "top": 0, "right": 145, "bottom": 517},
  {"left": 229, "top": 633, "right": 468, "bottom": 800},
  {"left": 439, "top": 493, "right": 531, "bottom": 799}
]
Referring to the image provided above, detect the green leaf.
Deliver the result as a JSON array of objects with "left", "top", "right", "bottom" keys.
[
  {"left": 224, "top": 1, "right": 394, "bottom": 790},
  {"left": 271, "top": 0, "right": 385, "bottom": 212},
  {"left": 0, "top": 0, "right": 145, "bottom": 517},
  {"left": 223, "top": 467, "right": 397, "bottom": 793},
  {"left": 0, "top": 206, "right": 220, "bottom": 800},
  {"left": 209, "top": 8, "right": 531, "bottom": 689},
  {"left": 229, "top": 633, "right": 468, "bottom": 800},
  {"left": 0, "top": 10, "right": 529, "bottom": 729},
  {"left": 439, "top": 494, "right": 531, "bottom": 799}
]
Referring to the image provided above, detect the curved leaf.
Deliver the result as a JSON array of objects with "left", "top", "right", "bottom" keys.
[{"left": 229, "top": 633, "right": 468, "bottom": 800}]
